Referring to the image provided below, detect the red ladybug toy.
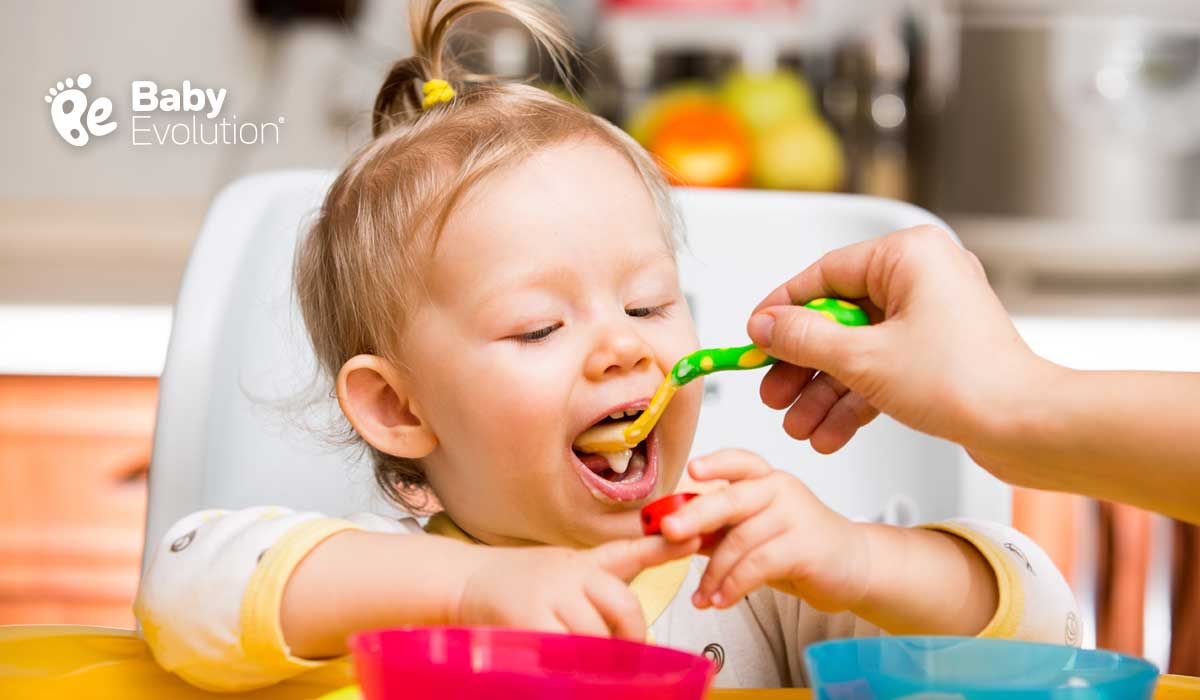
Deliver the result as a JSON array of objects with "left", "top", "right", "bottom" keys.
[{"left": 641, "top": 493, "right": 726, "bottom": 550}]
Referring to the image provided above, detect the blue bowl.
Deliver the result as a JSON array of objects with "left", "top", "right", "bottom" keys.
[{"left": 804, "top": 636, "right": 1158, "bottom": 700}]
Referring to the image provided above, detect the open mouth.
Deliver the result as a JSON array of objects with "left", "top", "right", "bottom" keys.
[{"left": 570, "top": 406, "right": 658, "bottom": 503}]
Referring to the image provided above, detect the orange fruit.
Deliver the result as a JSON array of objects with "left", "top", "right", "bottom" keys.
[{"left": 649, "top": 102, "right": 751, "bottom": 188}]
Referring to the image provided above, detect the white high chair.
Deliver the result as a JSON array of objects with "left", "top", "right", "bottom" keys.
[{"left": 143, "top": 172, "right": 1009, "bottom": 571}]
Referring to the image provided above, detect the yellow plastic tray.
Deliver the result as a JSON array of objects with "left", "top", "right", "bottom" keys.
[{"left": 1, "top": 626, "right": 1196, "bottom": 700}]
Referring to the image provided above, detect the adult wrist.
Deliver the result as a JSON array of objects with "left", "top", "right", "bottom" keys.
[{"left": 969, "top": 355, "right": 1073, "bottom": 488}]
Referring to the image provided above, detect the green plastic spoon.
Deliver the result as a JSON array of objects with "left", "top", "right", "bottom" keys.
[{"left": 575, "top": 298, "right": 869, "bottom": 453}]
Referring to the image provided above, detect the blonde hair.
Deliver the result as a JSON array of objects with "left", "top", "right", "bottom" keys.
[{"left": 295, "top": 0, "right": 678, "bottom": 512}]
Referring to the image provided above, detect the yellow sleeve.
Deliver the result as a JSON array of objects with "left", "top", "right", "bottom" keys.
[
  {"left": 920, "top": 518, "right": 1082, "bottom": 646},
  {"left": 135, "top": 508, "right": 365, "bottom": 692},
  {"left": 239, "top": 518, "right": 361, "bottom": 682}
]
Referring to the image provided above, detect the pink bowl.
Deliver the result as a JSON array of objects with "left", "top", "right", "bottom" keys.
[{"left": 349, "top": 626, "right": 716, "bottom": 700}]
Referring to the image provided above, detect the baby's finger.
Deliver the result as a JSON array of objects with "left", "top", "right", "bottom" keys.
[
  {"left": 709, "top": 536, "right": 794, "bottom": 609},
  {"left": 809, "top": 391, "right": 879, "bottom": 455},
  {"left": 590, "top": 535, "right": 700, "bottom": 582},
  {"left": 555, "top": 597, "right": 616, "bottom": 639},
  {"left": 781, "top": 372, "right": 848, "bottom": 441},
  {"left": 760, "top": 362, "right": 815, "bottom": 410},
  {"left": 687, "top": 448, "right": 774, "bottom": 483},
  {"left": 529, "top": 610, "right": 570, "bottom": 636},
  {"left": 693, "top": 510, "right": 787, "bottom": 608},
  {"left": 586, "top": 576, "right": 647, "bottom": 642},
  {"left": 660, "top": 479, "right": 771, "bottom": 542}
]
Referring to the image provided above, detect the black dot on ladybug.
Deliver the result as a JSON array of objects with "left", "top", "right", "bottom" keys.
[{"left": 643, "top": 513, "right": 652, "bottom": 524}]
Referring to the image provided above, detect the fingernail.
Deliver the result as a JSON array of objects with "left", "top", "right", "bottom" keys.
[
  {"left": 692, "top": 591, "right": 705, "bottom": 607},
  {"left": 710, "top": 592, "right": 725, "bottom": 607},
  {"left": 748, "top": 313, "right": 775, "bottom": 346}
]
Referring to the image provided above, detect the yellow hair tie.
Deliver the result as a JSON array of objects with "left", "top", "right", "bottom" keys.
[{"left": 422, "top": 79, "right": 455, "bottom": 109}]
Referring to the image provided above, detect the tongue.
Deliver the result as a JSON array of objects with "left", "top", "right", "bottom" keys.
[{"left": 573, "top": 449, "right": 624, "bottom": 475}]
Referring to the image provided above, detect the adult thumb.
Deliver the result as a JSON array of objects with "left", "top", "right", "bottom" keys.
[
  {"left": 747, "top": 305, "right": 870, "bottom": 378},
  {"left": 589, "top": 536, "right": 699, "bottom": 583}
]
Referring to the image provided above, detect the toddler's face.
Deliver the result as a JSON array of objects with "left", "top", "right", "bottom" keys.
[{"left": 403, "top": 138, "right": 702, "bottom": 547}]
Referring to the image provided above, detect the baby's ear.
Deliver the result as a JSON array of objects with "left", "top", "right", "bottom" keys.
[{"left": 336, "top": 354, "right": 437, "bottom": 459}]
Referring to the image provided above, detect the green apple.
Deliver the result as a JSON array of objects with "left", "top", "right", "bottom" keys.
[
  {"left": 751, "top": 117, "right": 845, "bottom": 191},
  {"left": 718, "top": 70, "right": 815, "bottom": 135}
]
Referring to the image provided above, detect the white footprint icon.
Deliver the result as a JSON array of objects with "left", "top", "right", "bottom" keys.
[{"left": 45, "top": 73, "right": 115, "bottom": 147}]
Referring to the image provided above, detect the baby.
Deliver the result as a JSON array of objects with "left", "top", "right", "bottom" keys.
[{"left": 134, "top": 0, "right": 1080, "bottom": 692}]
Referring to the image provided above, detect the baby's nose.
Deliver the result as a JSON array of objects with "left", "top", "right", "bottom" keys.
[{"left": 585, "top": 326, "right": 655, "bottom": 379}]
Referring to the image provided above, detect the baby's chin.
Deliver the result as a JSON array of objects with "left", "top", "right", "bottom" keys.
[{"left": 563, "top": 465, "right": 687, "bottom": 547}]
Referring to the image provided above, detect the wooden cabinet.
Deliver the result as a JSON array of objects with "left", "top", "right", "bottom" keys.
[{"left": 0, "top": 375, "right": 156, "bottom": 628}]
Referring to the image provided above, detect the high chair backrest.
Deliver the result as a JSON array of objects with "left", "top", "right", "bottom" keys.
[{"left": 144, "top": 171, "right": 1006, "bottom": 568}]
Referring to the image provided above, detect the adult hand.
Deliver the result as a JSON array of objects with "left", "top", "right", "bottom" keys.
[{"left": 745, "top": 225, "right": 1053, "bottom": 465}]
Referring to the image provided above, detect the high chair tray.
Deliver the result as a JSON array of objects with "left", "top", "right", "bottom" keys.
[{"left": 0, "top": 626, "right": 1195, "bottom": 700}]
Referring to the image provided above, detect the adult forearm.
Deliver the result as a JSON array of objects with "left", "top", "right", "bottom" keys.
[
  {"left": 279, "top": 530, "right": 484, "bottom": 659},
  {"left": 981, "top": 367, "right": 1200, "bottom": 524}
]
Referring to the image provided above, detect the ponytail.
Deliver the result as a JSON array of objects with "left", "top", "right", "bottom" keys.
[{"left": 371, "top": 0, "right": 575, "bottom": 136}]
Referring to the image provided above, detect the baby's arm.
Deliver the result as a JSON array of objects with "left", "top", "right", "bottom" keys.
[
  {"left": 834, "top": 521, "right": 998, "bottom": 636},
  {"left": 136, "top": 506, "right": 696, "bottom": 692},
  {"left": 661, "top": 449, "right": 1078, "bottom": 642},
  {"left": 135, "top": 507, "right": 472, "bottom": 691},
  {"left": 281, "top": 525, "right": 699, "bottom": 658},
  {"left": 843, "top": 519, "right": 1077, "bottom": 642},
  {"left": 278, "top": 527, "right": 486, "bottom": 658}
]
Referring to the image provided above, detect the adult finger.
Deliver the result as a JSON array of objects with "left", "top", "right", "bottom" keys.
[
  {"left": 760, "top": 361, "right": 815, "bottom": 410},
  {"left": 747, "top": 305, "right": 881, "bottom": 382},
  {"left": 809, "top": 391, "right": 880, "bottom": 454},
  {"left": 781, "top": 372, "right": 848, "bottom": 441},
  {"left": 750, "top": 236, "right": 883, "bottom": 315}
]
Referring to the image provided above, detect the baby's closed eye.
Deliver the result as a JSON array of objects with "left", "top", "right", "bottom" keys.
[
  {"left": 626, "top": 305, "right": 664, "bottom": 318},
  {"left": 510, "top": 322, "right": 563, "bottom": 343}
]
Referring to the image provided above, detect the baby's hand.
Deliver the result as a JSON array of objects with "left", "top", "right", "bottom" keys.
[
  {"left": 456, "top": 535, "right": 699, "bottom": 641},
  {"left": 660, "top": 449, "right": 869, "bottom": 612}
]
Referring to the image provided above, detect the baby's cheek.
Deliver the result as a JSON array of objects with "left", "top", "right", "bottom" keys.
[
  {"left": 662, "top": 381, "right": 703, "bottom": 483},
  {"left": 470, "top": 380, "right": 562, "bottom": 457}
]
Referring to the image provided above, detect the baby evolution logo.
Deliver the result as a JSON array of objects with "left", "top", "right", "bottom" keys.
[
  {"left": 44, "top": 72, "right": 285, "bottom": 148},
  {"left": 44, "top": 74, "right": 115, "bottom": 147}
]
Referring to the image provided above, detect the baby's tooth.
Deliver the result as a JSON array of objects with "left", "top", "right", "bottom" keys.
[
  {"left": 609, "top": 412, "right": 624, "bottom": 420},
  {"left": 601, "top": 449, "right": 633, "bottom": 474}
]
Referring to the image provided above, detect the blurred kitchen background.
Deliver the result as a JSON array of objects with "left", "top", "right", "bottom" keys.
[{"left": 3, "top": 0, "right": 1199, "bottom": 674}]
